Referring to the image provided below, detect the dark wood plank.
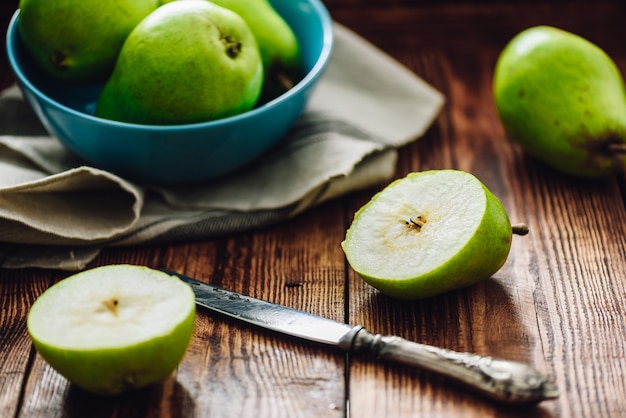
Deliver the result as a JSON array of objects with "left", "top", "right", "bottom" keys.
[
  {"left": 335, "top": 1, "right": 626, "bottom": 416},
  {"left": 159, "top": 213, "right": 348, "bottom": 417},
  {"left": 328, "top": 1, "right": 626, "bottom": 55},
  {"left": 0, "top": 269, "right": 53, "bottom": 418},
  {"left": 1, "top": 0, "right": 626, "bottom": 417},
  {"left": 16, "top": 207, "right": 348, "bottom": 417}
]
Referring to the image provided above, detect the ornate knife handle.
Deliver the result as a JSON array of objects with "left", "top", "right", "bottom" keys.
[{"left": 343, "top": 327, "right": 559, "bottom": 404}]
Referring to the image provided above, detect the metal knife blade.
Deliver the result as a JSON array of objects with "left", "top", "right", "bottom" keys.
[
  {"left": 164, "top": 269, "right": 356, "bottom": 347},
  {"left": 164, "top": 269, "right": 559, "bottom": 405}
]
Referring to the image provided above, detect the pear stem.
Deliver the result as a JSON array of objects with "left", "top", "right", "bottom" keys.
[
  {"left": 511, "top": 223, "right": 529, "bottom": 235},
  {"left": 276, "top": 71, "right": 295, "bottom": 91},
  {"left": 608, "top": 143, "right": 626, "bottom": 155}
]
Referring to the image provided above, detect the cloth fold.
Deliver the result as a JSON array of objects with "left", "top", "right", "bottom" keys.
[{"left": 0, "top": 23, "right": 444, "bottom": 270}]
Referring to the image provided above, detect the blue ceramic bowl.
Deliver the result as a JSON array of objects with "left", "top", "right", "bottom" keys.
[{"left": 6, "top": 0, "right": 333, "bottom": 184}]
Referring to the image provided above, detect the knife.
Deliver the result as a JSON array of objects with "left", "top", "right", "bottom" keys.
[{"left": 163, "top": 269, "right": 559, "bottom": 404}]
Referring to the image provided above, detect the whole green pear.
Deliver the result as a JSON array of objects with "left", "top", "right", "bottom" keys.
[
  {"left": 95, "top": 0, "right": 263, "bottom": 125},
  {"left": 493, "top": 25, "right": 626, "bottom": 178},
  {"left": 210, "top": 0, "right": 302, "bottom": 99},
  {"left": 18, "top": 0, "right": 159, "bottom": 83}
]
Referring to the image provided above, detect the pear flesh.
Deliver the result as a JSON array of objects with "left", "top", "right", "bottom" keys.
[
  {"left": 27, "top": 265, "right": 196, "bottom": 396},
  {"left": 342, "top": 170, "right": 515, "bottom": 300},
  {"left": 18, "top": 0, "right": 159, "bottom": 83},
  {"left": 494, "top": 25, "right": 626, "bottom": 178},
  {"left": 95, "top": 0, "right": 263, "bottom": 124}
]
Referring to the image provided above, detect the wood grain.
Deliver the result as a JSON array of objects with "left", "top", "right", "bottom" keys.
[
  {"left": 1, "top": 0, "right": 626, "bottom": 417},
  {"left": 333, "top": 2, "right": 626, "bottom": 417}
]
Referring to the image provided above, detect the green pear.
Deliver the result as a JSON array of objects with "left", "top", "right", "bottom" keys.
[
  {"left": 341, "top": 170, "right": 527, "bottom": 300},
  {"left": 207, "top": 0, "right": 303, "bottom": 100},
  {"left": 494, "top": 25, "right": 626, "bottom": 178},
  {"left": 95, "top": 0, "right": 263, "bottom": 124},
  {"left": 18, "top": 0, "right": 159, "bottom": 83},
  {"left": 27, "top": 265, "right": 196, "bottom": 396}
]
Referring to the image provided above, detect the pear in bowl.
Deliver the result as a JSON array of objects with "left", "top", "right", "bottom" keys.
[
  {"left": 18, "top": 0, "right": 159, "bottom": 83},
  {"left": 96, "top": 0, "right": 264, "bottom": 124}
]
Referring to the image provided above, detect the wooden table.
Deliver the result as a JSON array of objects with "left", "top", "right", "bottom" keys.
[{"left": 2, "top": 1, "right": 626, "bottom": 417}]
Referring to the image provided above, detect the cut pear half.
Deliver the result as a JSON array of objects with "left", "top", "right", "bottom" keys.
[
  {"left": 27, "top": 264, "right": 196, "bottom": 395},
  {"left": 342, "top": 170, "right": 521, "bottom": 300}
]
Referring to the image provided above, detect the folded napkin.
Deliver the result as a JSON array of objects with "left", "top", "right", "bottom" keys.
[{"left": 0, "top": 23, "right": 444, "bottom": 270}]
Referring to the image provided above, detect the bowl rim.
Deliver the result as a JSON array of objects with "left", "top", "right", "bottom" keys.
[{"left": 5, "top": 0, "right": 334, "bottom": 132}]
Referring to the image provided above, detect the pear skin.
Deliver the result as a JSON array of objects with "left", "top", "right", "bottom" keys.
[
  {"left": 494, "top": 26, "right": 626, "bottom": 178},
  {"left": 95, "top": 0, "right": 263, "bottom": 125},
  {"left": 18, "top": 0, "right": 159, "bottom": 83},
  {"left": 207, "top": 0, "right": 303, "bottom": 101}
]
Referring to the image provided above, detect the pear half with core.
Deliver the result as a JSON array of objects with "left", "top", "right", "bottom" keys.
[
  {"left": 342, "top": 170, "right": 527, "bottom": 300},
  {"left": 494, "top": 26, "right": 626, "bottom": 178},
  {"left": 27, "top": 265, "right": 196, "bottom": 396},
  {"left": 95, "top": 0, "right": 263, "bottom": 124},
  {"left": 18, "top": 0, "right": 159, "bottom": 83}
]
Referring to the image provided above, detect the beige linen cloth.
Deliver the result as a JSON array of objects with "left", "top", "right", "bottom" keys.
[{"left": 0, "top": 23, "right": 444, "bottom": 270}]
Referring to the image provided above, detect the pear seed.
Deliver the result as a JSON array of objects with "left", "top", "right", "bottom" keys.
[
  {"left": 405, "top": 215, "right": 426, "bottom": 231},
  {"left": 102, "top": 298, "right": 119, "bottom": 315}
]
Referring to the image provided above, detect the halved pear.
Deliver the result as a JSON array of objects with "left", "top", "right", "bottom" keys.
[
  {"left": 27, "top": 264, "right": 196, "bottom": 395},
  {"left": 342, "top": 170, "right": 525, "bottom": 300}
]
